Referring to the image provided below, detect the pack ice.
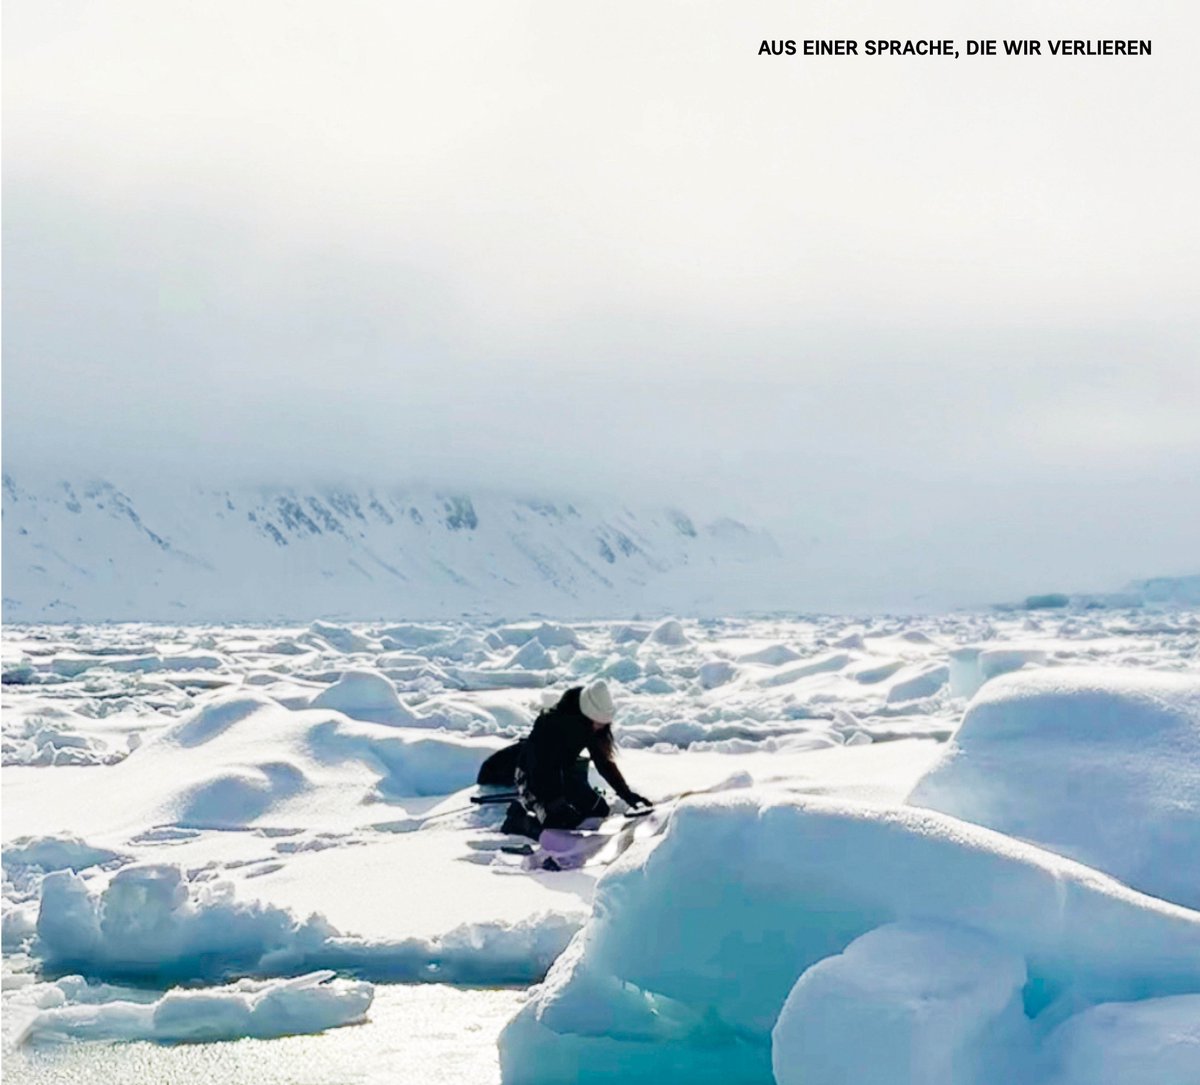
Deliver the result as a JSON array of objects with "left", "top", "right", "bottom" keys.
[{"left": 3, "top": 609, "right": 1200, "bottom": 1080}]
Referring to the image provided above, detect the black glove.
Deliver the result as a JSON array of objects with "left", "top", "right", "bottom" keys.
[{"left": 624, "top": 792, "right": 652, "bottom": 809}]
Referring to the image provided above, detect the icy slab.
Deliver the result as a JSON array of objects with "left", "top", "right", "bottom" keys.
[
  {"left": 502, "top": 639, "right": 556, "bottom": 671},
  {"left": 772, "top": 923, "right": 1030, "bottom": 1085},
  {"left": 447, "top": 668, "right": 550, "bottom": 690},
  {"left": 758, "top": 651, "right": 852, "bottom": 687},
  {"left": 17, "top": 971, "right": 373, "bottom": 1046},
  {"left": 697, "top": 659, "right": 738, "bottom": 689},
  {"left": 308, "top": 622, "right": 377, "bottom": 653},
  {"left": 3, "top": 903, "right": 38, "bottom": 950},
  {"left": 34, "top": 863, "right": 330, "bottom": 982},
  {"left": 495, "top": 622, "right": 583, "bottom": 650},
  {"left": 48, "top": 651, "right": 226, "bottom": 677},
  {"left": 378, "top": 622, "right": 455, "bottom": 648},
  {"left": 33, "top": 862, "right": 581, "bottom": 986},
  {"left": 949, "top": 645, "right": 1048, "bottom": 698},
  {"left": 500, "top": 792, "right": 1200, "bottom": 1083},
  {"left": 910, "top": 667, "right": 1200, "bottom": 908},
  {"left": 886, "top": 663, "right": 950, "bottom": 703}
]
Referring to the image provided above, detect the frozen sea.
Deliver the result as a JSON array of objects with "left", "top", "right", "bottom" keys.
[
  {"left": 4, "top": 986, "right": 523, "bottom": 1085},
  {"left": 4, "top": 611, "right": 1199, "bottom": 1083}
]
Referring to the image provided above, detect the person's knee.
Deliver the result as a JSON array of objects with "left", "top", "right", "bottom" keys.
[{"left": 544, "top": 796, "right": 582, "bottom": 829}]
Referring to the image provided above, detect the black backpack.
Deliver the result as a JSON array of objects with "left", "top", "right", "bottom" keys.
[{"left": 476, "top": 739, "right": 526, "bottom": 786}]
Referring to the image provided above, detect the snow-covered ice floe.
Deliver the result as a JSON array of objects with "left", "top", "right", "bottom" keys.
[
  {"left": 911, "top": 666, "right": 1200, "bottom": 909},
  {"left": 500, "top": 793, "right": 1200, "bottom": 1084}
]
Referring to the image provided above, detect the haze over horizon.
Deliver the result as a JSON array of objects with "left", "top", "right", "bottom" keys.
[{"left": 4, "top": 0, "right": 1198, "bottom": 610}]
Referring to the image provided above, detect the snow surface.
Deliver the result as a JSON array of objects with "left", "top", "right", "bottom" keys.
[{"left": 4, "top": 609, "right": 1200, "bottom": 1079}]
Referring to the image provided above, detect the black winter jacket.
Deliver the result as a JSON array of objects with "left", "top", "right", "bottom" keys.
[{"left": 518, "top": 688, "right": 634, "bottom": 804}]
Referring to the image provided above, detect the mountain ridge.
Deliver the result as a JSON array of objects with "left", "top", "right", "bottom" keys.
[{"left": 1, "top": 474, "right": 780, "bottom": 622}]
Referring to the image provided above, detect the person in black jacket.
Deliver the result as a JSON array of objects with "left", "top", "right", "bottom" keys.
[{"left": 504, "top": 681, "right": 650, "bottom": 837}]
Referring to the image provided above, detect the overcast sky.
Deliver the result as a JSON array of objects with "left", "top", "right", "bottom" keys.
[{"left": 4, "top": 0, "right": 1198, "bottom": 607}]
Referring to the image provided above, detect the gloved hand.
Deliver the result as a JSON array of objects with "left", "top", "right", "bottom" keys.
[{"left": 624, "top": 792, "right": 652, "bottom": 809}]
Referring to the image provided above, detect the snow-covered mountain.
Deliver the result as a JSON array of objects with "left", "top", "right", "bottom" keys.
[{"left": 1, "top": 474, "right": 781, "bottom": 622}]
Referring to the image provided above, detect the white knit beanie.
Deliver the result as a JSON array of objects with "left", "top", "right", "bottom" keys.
[{"left": 579, "top": 680, "right": 615, "bottom": 724}]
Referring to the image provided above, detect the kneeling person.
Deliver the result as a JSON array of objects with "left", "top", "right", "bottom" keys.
[{"left": 505, "top": 681, "right": 649, "bottom": 837}]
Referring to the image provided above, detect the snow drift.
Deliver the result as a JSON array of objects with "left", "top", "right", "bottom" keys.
[
  {"left": 910, "top": 667, "right": 1200, "bottom": 908},
  {"left": 308, "top": 668, "right": 420, "bottom": 725},
  {"left": 88, "top": 692, "right": 502, "bottom": 829}
]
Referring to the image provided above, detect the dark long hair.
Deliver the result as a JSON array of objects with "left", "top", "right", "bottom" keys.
[{"left": 591, "top": 722, "right": 616, "bottom": 760}]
